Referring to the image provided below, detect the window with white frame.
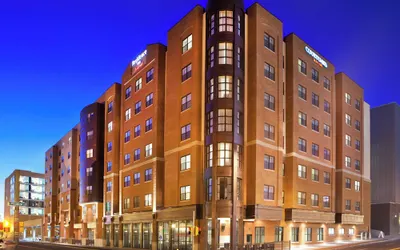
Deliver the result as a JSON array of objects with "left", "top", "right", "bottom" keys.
[
  {"left": 219, "top": 10, "right": 233, "bottom": 32},
  {"left": 346, "top": 134, "right": 352, "bottom": 146},
  {"left": 298, "top": 112, "right": 307, "bottom": 126},
  {"left": 323, "top": 196, "right": 330, "bottom": 208},
  {"left": 145, "top": 143, "right": 152, "bottom": 157},
  {"left": 311, "top": 194, "right": 319, "bottom": 206},
  {"left": 218, "top": 76, "right": 233, "bottom": 98},
  {"left": 180, "top": 186, "right": 191, "bottom": 201},
  {"left": 298, "top": 165, "right": 306, "bottom": 179},
  {"left": 264, "top": 123, "right": 275, "bottom": 140},
  {"left": 180, "top": 155, "right": 191, "bottom": 171},
  {"left": 125, "top": 109, "right": 131, "bottom": 121},
  {"left": 345, "top": 113, "right": 352, "bottom": 126},
  {"left": 324, "top": 124, "right": 331, "bottom": 137},
  {"left": 146, "top": 93, "right": 154, "bottom": 107},
  {"left": 86, "top": 149, "right": 93, "bottom": 159},
  {"left": 298, "top": 138, "right": 307, "bottom": 152},
  {"left": 328, "top": 228, "right": 335, "bottom": 236},
  {"left": 298, "top": 191, "right": 306, "bottom": 205},
  {"left": 345, "top": 156, "right": 351, "bottom": 168},
  {"left": 339, "top": 228, "right": 344, "bottom": 235},
  {"left": 145, "top": 194, "right": 152, "bottom": 207},
  {"left": 182, "top": 34, "right": 193, "bottom": 53},
  {"left": 108, "top": 121, "right": 113, "bottom": 132},
  {"left": 345, "top": 93, "right": 351, "bottom": 104},
  {"left": 311, "top": 168, "right": 319, "bottom": 181},
  {"left": 135, "top": 78, "right": 142, "bottom": 92},
  {"left": 355, "top": 180, "right": 360, "bottom": 191},
  {"left": 218, "top": 42, "right": 233, "bottom": 65},
  {"left": 349, "top": 228, "right": 355, "bottom": 235},
  {"left": 134, "top": 124, "right": 141, "bottom": 137},
  {"left": 217, "top": 142, "right": 232, "bottom": 166}
]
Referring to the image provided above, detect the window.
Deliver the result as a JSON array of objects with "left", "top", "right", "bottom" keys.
[
  {"left": 291, "top": 227, "right": 299, "bottom": 242},
  {"left": 86, "top": 167, "right": 93, "bottom": 177},
  {"left": 124, "top": 176, "right": 131, "bottom": 187},
  {"left": 305, "top": 228, "right": 312, "bottom": 242},
  {"left": 180, "top": 155, "right": 191, "bottom": 171},
  {"left": 317, "top": 228, "right": 324, "bottom": 242},
  {"left": 124, "top": 130, "right": 131, "bottom": 143},
  {"left": 346, "top": 134, "right": 352, "bottom": 146},
  {"left": 324, "top": 100, "right": 331, "bottom": 114},
  {"left": 345, "top": 178, "right": 351, "bottom": 189},
  {"left": 207, "top": 111, "right": 214, "bottom": 135},
  {"left": 345, "top": 114, "right": 352, "bottom": 126},
  {"left": 237, "top": 15, "right": 241, "bottom": 36},
  {"left": 312, "top": 143, "right": 319, "bottom": 157},
  {"left": 146, "top": 68, "right": 154, "bottom": 82},
  {"left": 218, "top": 109, "right": 233, "bottom": 132},
  {"left": 311, "top": 168, "right": 319, "bottom": 181},
  {"left": 207, "top": 79, "right": 214, "bottom": 101},
  {"left": 264, "top": 123, "right": 275, "bottom": 140},
  {"left": 324, "top": 172, "right": 331, "bottom": 184},
  {"left": 181, "top": 93, "right": 192, "bottom": 111},
  {"left": 86, "top": 149, "right": 93, "bottom": 158},
  {"left": 135, "top": 101, "right": 142, "bottom": 114},
  {"left": 124, "top": 154, "right": 130, "bottom": 165},
  {"left": 125, "top": 109, "right": 131, "bottom": 121},
  {"left": 298, "top": 112, "right": 307, "bottom": 126},
  {"left": 107, "top": 161, "right": 112, "bottom": 172},
  {"left": 324, "top": 77, "right": 331, "bottom": 91},
  {"left": 345, "top": 93, "right": 351, "bottom": 105},
  {"left": 264, "top": 185, "right": 274, "bottom": 200},
  {"left": 145, "top": 143, "right": 153, "bottom": 157},
  {"left": 255, "top": 227, "right": 265, "bottom": 244},
  {"left": 134, "top": 149, "right": 141, "bottom": 161},
  {"left": 108, "top": 101, "right": 113, "bottom": 113},
  {"left": 312, "top": 92, "right": 319, "bottom": 107},
  {"left": 217, "top": 143, "right": 232, "bottom": 166},
  {"left": 264, "top": 63, "right": 275, "bottom": 81},
  {"left": 264, "top": 33, "right": 275, "bottom": 52},
  {"left": 298, "top": 165, "right": 307, "bottom": 179},
  {"left": 134, "top": 125, "right": 141, "bottom": 137},
  {"left": 298, "top": 192, "right": 306, "bottom": 205},
  {"left": 324, "top": 148, "right": 331, "bottom": 161},
  {"left": 218, "top": 76, "right": 233, "bottom": 98},
  {"left": 135, "top": 78, "right": 142, "bottom": 92},
  {"left": 345, "top": 156, "right": 351, "bottom": 168},
  {"left": 323, "top": 196, "right": 330, "bottom": 208},
  {"left": 298, "top": 85, "right": 307, "bottom": 100},
  {"left": 180, "top": 186, "right": 191, "bottom": 201},
  {"left": 208, "top": 46, "right": 215, "bottom": 68},
  {"left": 145, "top": 169, "right": 152, "bottom": 181},
  {"left": 181, "top": 124, "right": 191, "bottom": 141},
  {"left": 311, "top": 194, "right": 319, "bottom": 207},
  {"left": 339, "top": 228, "right": 345, "bottom": 235},
  {"left": 236, "top": 112, "right": 242, "bottom": 135},
  {"left": 145, "top": 93, "right": 154, "bottom": 107},
  {"left": 355, "top": 120, "right": 361, "bottom": 131},
  {"left": 125, "top": 86, "right": 132, "bottom": 99},
  {"left": 349, "top": 228, "right": 355, "bottom": 236},
  {"left": 134, "top": 173, "right": 140, "bottom": 184},
  {"left": 345, "top": 200, "right": 351, "bottom": 210},
  {"left": 264, "top": 155, "right": 275, "bottom": 170},
  {"left": 123, "top": 198, "right": 130, "bottom": 210},
  {"left": 207, "top": 178, "right": 212, "bottom": 201},
  {"left": 355, "top": 181, "right": 360, "bottom": 191},
  {"left": 207, "top": 144, "right": 213, "bottom": 168},
  {"left": 328, "top": 228, "right": 335, "bottom": 236},
  {"left": 324, "top": 124, "right": 331, "bottom": 137},
  {"left": 145, "top": 118, "right": 153, "bottom": 132},
  {"left": 298, "top": 59, "right": 307, "bottom": 74},
  {"left": 107, "top": 142, "right": 112, "bottom": 152},
  {"left": 105, "top": 202, "right": 111, "bottom": 213},
  {"left": 218, "top": 42, "right": 233, "bottom": 65},
  {"left": 182, "top": 64, "right": 192, "bottom": 82},
  {"left": 312, "top": 68, "right": 319, "bottom": 82},
  {"left": 108, "top": 121, "right": 113, "bottom": 132},
  {"left": 355, "top": 201, "right": 361, "bottom": 212},
  {"left": 312, "top": 119, "right": 319, "bottom": 132},
  {"left": 219, "top": 10, "right": 233, "bottom": 32},
  {"left": 182, "top": 34, "right": 193, "bottom": 53},
  {"left": 217, "top": 177, "right": 232, "bottom": 200},
  {"left": 209, "top": 14, "right": 215, "bottom": 35},
  {"left": 355, "top": 99, "right": 361, "bottom": 111},
  {"left": 355, "top": 160, "right": 361, "bottom": 171},
  {"left": 237, "top": 47, "right": 242, "bottom": 69},
  {"left": 86, "top": 186, "right": 93, "bottom": 195},
  {"left": 107, "top": 181, "right": 112, "bottom": 192},
  {"left": 134, "top": 196, "right": 140, "bottom": 208},
  {"left": 145, "top": 194, "right": 152, "bottom": 207},
  {"left": 298, "top": 138, "right": 307, "bottom": 152},
  {"left": 87, "top": 130, "right": 94, "bottom": 140},
  {"left": 264, "top": 93, "right": 275, "bottom": 110}
]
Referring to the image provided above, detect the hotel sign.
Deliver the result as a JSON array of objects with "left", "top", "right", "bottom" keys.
[
  {"left": 131, "top": 49, "right": 148, "bottom": 74},
  {"left": 305, "top": 46, "right": 328, "bottom": 68}
]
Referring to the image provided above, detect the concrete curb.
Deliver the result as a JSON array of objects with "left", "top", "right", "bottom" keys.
[{"left": 314, "top": 237, "right": 399, "bottom": 250}]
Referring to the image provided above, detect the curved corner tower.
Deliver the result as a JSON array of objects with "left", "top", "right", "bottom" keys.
[
  {"left": 205, "top": 0, "right": 245, "bottom": 248},
  {"left": 79, "top": 102, "right": 105, "bottom": 204}
]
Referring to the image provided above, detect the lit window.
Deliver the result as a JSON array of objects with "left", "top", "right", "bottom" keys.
[
  {"left": 324, "top": 124, "right": 331, "bottom": 137},
  {"left": 208, "top": 46, "right": 215, "bottom": 68},
  {"left": 125, "top": 109, "right": 131, "bottom": 121},
  {"left": 345, "top": 156, "right": 351, "bottom": 168},
  {"left": 145, "top": 194, "right": 152, "bottom": 206},
  {"left": 124, "top": 131, "right": 131, "bottom": 143},
  {"left": 264, "top": 185, "right": 274, "bottom": 200},
  {"left": 217, "top": 142, "right": 232, "bottom": 166},
  {"left": 123, "top": 198, "right": 130, "bottom": 209},
  {"left": 146, "top": 93, "right": 154, "bottom": 107},
  {"left": 206, "top": 144, "right": 213, "bottom": 168},
  {"left": 181, "top": 124, "right": 191, "bottom": 141},
  {"left": 317, "top": 228, "right": 324, "bottom": 242},
  {"left": 298, "top": 191, "right": 306, "bottom": 205},
  {"left": 181, "top": 93, "right": 192, "bottom": 111},
  {"left": 345, "top": 114, "right": 352, "bottom": 126},
  {"left": 345, "top": 200, "right": 351, "bottom": 210},
  {"left": 207, "top": 111, "right": 214, "bottom": 135},
  {"left": 324, "top": 148, "right": 331, "bottom": 161},
  {"left": 264, "top": 123, "right": 275, "bottom": 140},
  {"left": 124, "top": 176, "right": 131, "bottom": 187},
  {"left": 107, "top": 142, "right": 112, "bottom": 152},
  {"left": 134, "top": 172, "right": 140, "bottom": 184},
  {"left": 107, "top": 181, "right": 112, "bottom": 192},
  {"left": 323, "top": 196, "right": 330, "bottom": 208},
  {"left": 345, "top": 93, "right": 351, "bottom": 105},
  {"left": 182, "top": 34, "right": 193, "bottom": 53},
  {"left": 209, "top": 14, "right": 215, "bottom": 35},
  {"left": 346, "top": 134, "right": 352, "bottom": 146},
  {"left": 134, "top": 196, "right": 140, "bottom": 208},
  {"left": 86, "top": 186, "right": 93, "bottom": 195},
  {"left": 298, "top": 112, "right": 307, "bottom": 126},
  {"left": 264, "top": 33, "right": 275, "bottom": 52},
  {"left": 264, "top": 63, "right": 275, "bottom": 81},
  {"left": 311, "top": 168, "right": 319, "bottom": 181},
  {"left": 180, "top": 186, "right": 191, "bottom": 201},
  {"left": 135, "top": 78, "right": 142, "bottom": 92},
  {"left": 291, "top": 227, "right": 299, "bottom": 242},
  {"left": 218, "top": 42, "right": 233, "bottom": 65},
  {"left": 107, "top": 101, "right": 113, "bottom": 113},
  {"left": 107, "top": 161, "right": 112, "bottom": 172},
  {"left": 311, "top": 194, "right": 319, "bottom": 207},
  {"left": 218, "top": 10, "right": 233, "bottom": 32},
  {"left": 328, "top": 228, "right": 335, "bottom": 236},
  {"left": 86, "top": 149, "right": 93, "bottom": 159},
  {"left": 298, "top": 165, "right": 306, "bottom": 179},
  {"left": 182, "top": 64, "right": 192, "bottom": 82},
  {"left": 349, "top": 228, "right": 355, "bottom": 235},
  {"left": 237, "top": 15, "right": 241, "bottom": 36},
  {"left": 207, "top": 79, "right": 214, "bottom": 101},
  {"left": 180, "top": 155, "right": 191, "bottom": 171},
  {"left": 305, "top": 228, "right": 312, "bottom": 242},
  {"left": 207, "top": 178, "right": 212, "bottom": 201},
  {"left": 108, "top": 121, "right": 113, "bottom": 132},
  {"left": 355, "top": 181, "right": 360, "bottom": 191},
  {"left": 86, "top": 167, "right": 93, "bottom": 177},
  {"left": 339, "top": 228, "right": 345, "bottom": 235},
  {"left": 145, "top": 143, "right": 152, "bottom": 157},
  {"left": 86, "top": 130, "right": 94, "bottom": 140},
  {"left": 218, "top": 109, "right": 233, "bottom": 132},
  {"left": 324, "top": 100, "right": 331, "bottom": 114},
  {"left": 298, "top": 59, "right": 307, "bottom": 74},
  {"left": 324, "top": 172, "right": 331, "bottom": 184},
  {"left": 218, "top": 76, "right": 233, "bottom": 98}
]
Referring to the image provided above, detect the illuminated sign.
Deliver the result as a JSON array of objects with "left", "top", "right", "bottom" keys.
[
  {"left": 131, "top": 50, "right": 147, "bottom": 67},
  {"left": 305, "top": 46, "right": 328, "bottom": 68}
]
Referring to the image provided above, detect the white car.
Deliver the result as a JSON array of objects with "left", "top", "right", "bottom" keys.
[{"left": 0, "top": 239, "right": 5, "bottom": 249}]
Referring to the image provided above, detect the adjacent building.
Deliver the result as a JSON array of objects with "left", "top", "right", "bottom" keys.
[
  {"left": 43, "top": 0, "right": 371, "bottom": 249},
  {"left": 4, "top": 170, "right": 45, "bottom": 240},
  {"left": 371, "top": 103, "right": 400, "bottom": 235}
]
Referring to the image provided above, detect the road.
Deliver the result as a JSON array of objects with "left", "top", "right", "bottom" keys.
[{"left": 340, "top": 238, "right": 400, "bottom": 250}]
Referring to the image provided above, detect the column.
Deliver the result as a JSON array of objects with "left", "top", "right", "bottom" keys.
[
  {"left": 152, "top": 219, "right": 157, "bottom": 250},
  {"left": 238, "top": 219, "right": 244, "bottom": 247},
  {"left": 102, "top": 222, "right": 107, "bottom": 247},
  {"left": 33, "top": 227, "right": 36, "bottom": 240},
  {"left": 110, "top": 223, "right": 115, "bottom": 247},
  {"left": 118, "top": 223, "right": 123, "bottom": 248}
]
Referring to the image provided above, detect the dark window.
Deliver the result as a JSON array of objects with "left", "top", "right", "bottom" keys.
[
  {"left": 125, "top": 86, "right": 132, "bottom": 99},
  {"left": 305, "top": 228, "right": 312, "bottom": 242},
  {"left": 324, "top": 77, "right": 331, "bottom": 91},
  {"left": 134, "top": 149, "right": 140, "bottom": 161},
  {"left": 298, "top": 85, "right": 307, "bottom": 100},
  {"left": 124, "top": 154, "right": 130, "bottom": 165},
  {"left": 264, "top": 155, "right": 275, "bottom": 170},
  {"left": 312, "top": 143, "right": 319, "bottom": 157},
  {"left": 312, "top": 68, "right": 319, "bottom": 82},
  {"left": 323, "top": 196, "right": 330, "bottom": 208},
  {"left": 181, "top": 93, "right": 192, "bottom": 111},
  {"left": 181, "top": 124, "right": 191, "bottom": 141},
  {"left": 312, "top": 93, "right": 319, "bottom": 107},
  {"left": 217, "top": 177, "right": 232, "bottom": 200},
  {"left": 263, "top": 185, "right": 274, "bottom": 200},
  {"left": 108, "top": 101, "right": 113, "bottom": 113},
  {"left": 134, "top": 125, "right": 141, "bottom": 137},
  {"left": 182, "top": 64, "right": 192, "bottom": 82},
  {"left": 324, "top": 172, "right": 331, "bottom": 184},
  {"left": 298, "top": 192, "right": 306, "bottom": 205},
  {"left": 209, "top": 14, "right": 215, "bottom": 36},
  {"left": 145, "top": 93, "right": 154, "bottom": 107},
  {"left": 324, "top": 148, "right": 331, "bottom": 161},
  {"left": 107, "top": 181, "right": 112, "bottom": 192},
  {"left": 355, "top": 160, "right": 361, "bottom": 171},
  {"left": 124, "top": 130, "right": 131, "bottom": 143},
  {"left": 291, "top": 227, "right": 299, "bottom": 242},
  {"left": 124, "top": 176, "right": 131, "bottom": 187},
  {"left": 345, "top": 200, "right": 351, "bottom": 210},
  {"left": 298, "top": 138, "right": 307, "bottom": 152},
  {"left": 324, "top": 100, "right": 331, "bottom": 114},
  {"left": 264, "top": 93, "right": 275, "bottom": 110},
  {"left": 107, "top": 142, "right": 112, "bottom": 152},
  {"left": 134, "top": 196, "right": 140, "bottom": 208},
  {"left": 207, "top": 79, "right": 214, "bottom": 101},
  {"left": 355, "top": 201, "right": 361, "bottom": 212},
  {"left": 264, "top": 33, "right": 275, "bottom": 52},
  {"left": 317, "top": 228, "right": 324, "bottom": 242},
  {"left": 312, "top": 119, "right": 319, "bottom": 132},
  {"left": 207, "top": 111, "right": 214, "bottom": 135},
  {"left": 208, "top": 46, "right": 215, "bottom": 68},
  {"left": 264, "top": 123, "right": 275, "bottom": 140},
  {"left": 355, "top": 99, "right": 361, "bottom": 111},
  {"left": 135, "top": 101, "right": 141, "bottom": 114},
  {"left": 107, "top": 161, "right": 112, "bottom": 172},
  {"left": 264, "top": 63, "right": 275, "bottom": 81},
  {"left": 355, "top": 120, "right": 361, "bottom": 131},
  {"left": 145, "top": 169, "right": 152, "bottom": 181},
  {"left": 207, "top": 178, "right": 212, "bottom": 201},
  {"left": 146, "top": 68, "right": 154, "bottom": 83},
  {"left": 345, "top": 178, "right": 351, "bottom": 189},
  {"left": 298, "top": 59, "right": 307, "bottom": 74},
  {"left": 145, "top": 118, "right": 153, "bottom": 132}
]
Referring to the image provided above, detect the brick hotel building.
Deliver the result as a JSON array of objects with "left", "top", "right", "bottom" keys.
[{"left": 43, "top": 0, "right": 371, "bottom": 249}]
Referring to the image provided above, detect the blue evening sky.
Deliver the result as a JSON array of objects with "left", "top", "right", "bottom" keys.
[{"left": 0, "top": 0, "right": 399, "bottom": 214}]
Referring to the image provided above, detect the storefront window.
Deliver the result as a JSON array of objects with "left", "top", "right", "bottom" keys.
[
  {"left": 105, "top": 225, "right": 111, "bottom": 246},
  {"left": 133, "top": 223, "right": 141, "bottom": 248},
  {"left": 143, "top": 223, "right": 152, "bottom": 249},
  {"left": 114, "top": 227, "right": 119, "bottom": 247},
  {"left": 158, "top": 221, "right": 192, "bottom": 250},
  {"left": 123, "top": 224, "right": 131, "bottom": 247}
]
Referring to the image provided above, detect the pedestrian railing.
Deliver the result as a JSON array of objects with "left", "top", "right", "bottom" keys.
[
  {"left": 72, "top": 239, "right": 82, "bottom": 245},
  {"left": 227, "top": 241, "right": 291, "bottom": 250},
  {"left": 60, "top": 238, "right": 68, "bottom": 244},
  {"left": 86, "top": 239, "right": 95, "bottom": 246}
]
